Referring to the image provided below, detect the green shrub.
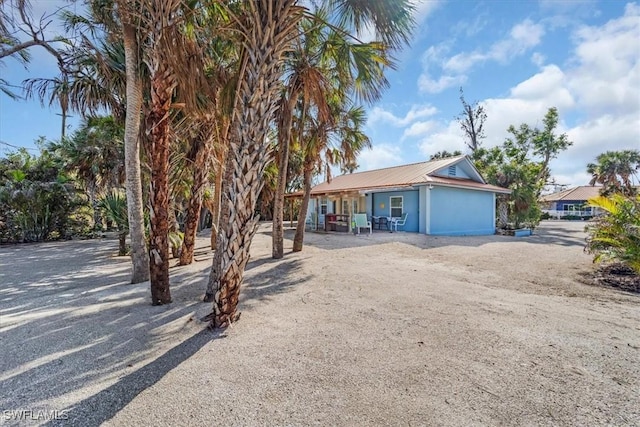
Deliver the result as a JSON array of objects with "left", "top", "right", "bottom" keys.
[{"left": 585, "top": 194, "right": 640, "bottom": 274}]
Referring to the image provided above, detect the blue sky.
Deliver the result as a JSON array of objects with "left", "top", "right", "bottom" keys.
[{"left": 1, "top": 0, "right": 639, "bottom": 187}]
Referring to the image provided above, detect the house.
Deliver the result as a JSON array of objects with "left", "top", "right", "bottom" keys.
[
  {"left": 539, "top": 185, "right": 603, "bottom": 218},
  {"left": 303, "top": 155, "right": 510, "bottom": 236}
]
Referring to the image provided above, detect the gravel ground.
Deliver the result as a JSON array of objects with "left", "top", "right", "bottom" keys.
[{"left": 0, "top": 221, "right": 638, "bottom": 426}]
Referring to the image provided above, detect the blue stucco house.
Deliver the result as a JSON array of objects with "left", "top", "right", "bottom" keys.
[{"left": 306, "top": 155, "right": 510, "bottom": 236}]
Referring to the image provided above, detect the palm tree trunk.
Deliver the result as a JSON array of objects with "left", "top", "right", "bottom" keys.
[
  {"left": 122, "top": 22, "right": 150, "bottom": 284},
  {"left": 169, "top": 202, "right": 181, "bottom": 259},
  {"left": 272, "top": 95, "right": 297, "bottom": 258},
  {"left": 118, "top": 232, "right": 127, "bottom": 256},
  {"left": 180, "top": 135, "right": 211, "bottom": 265},
  {"left": 88, "top": 182, "right": 101, "bottom": 231},
  {"left": 205, "top": 0, "right": 302, "bottom": 327},
  {"left": 497, "top": 195, "right": 508, "bottom": 229},
  {"left": 146, "top": 62, "right": 175, "bottom": 305},
  {"left": 293, "top": 162, "right": 313, "bottom": 252}
]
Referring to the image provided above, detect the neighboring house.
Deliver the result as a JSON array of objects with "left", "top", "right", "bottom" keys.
[
  {"left": 539, "top": 185, "right": 604, "bottom": 218},
  {"left": 302, "top": 155, "right": 510, "bottom": 236}
]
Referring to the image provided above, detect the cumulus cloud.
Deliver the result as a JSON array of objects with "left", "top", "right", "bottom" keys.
[
  {"left": 417, "top": 121, "right": 466, "bottom": 158},
  {"left": 417, "top": 73, "right": 467, "bottom": 93},
  {"left": 358, "top": 144, "right": 404, "bottom": 171},
  {"left": 419, "top": 19, "right": 545, "bottom": 93},
  {"left": 567, "top": 2, "right": 640, "bottom": 116},
  {"left": 409, "top": 6, "right": 639, "bottom": 186},
  {"left": 402, "top": 120, "right": 438, "bottom": 138},
  {"left": 368, "top": 104, "right": 438, "bottom": 127},
  {"left": 443, "top": 19, "right": 545, "bottom": 73}
]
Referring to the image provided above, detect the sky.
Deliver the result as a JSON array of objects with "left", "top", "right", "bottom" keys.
[{"left": 1, "top": 0, "right": 639, "bottom": 188}]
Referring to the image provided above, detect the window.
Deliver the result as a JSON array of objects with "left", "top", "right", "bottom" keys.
[
  {"left": 448, "top": 165, "right": 456, "bottom": 176},
  {"left": 390, "top": 196, "right": 403, "bottom": 218},
  {"left": 342, "top": 200, "right": 349, "bottom": 215},
  {"left": 352, "top": 200, "right": 358, "bottom": 214},
  {"left": 320, "top": 198, "right": 327, "bottom": 215}
]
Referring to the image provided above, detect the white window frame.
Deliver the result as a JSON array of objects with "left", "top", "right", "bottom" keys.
[
  {"left": 390, "top": 196, "right": 403, "bottom": 218},
  {"left": 320, "top": 198, "right": 328, "bottom": 215},
  {"left": 352, "top": 199, "right": 358, "bottom": 214},
  {"left": 342, "top": 200, "right": 349, "bottom": 215}
]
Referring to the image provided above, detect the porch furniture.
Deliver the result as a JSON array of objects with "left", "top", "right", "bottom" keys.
[
  {"left": 353, "top": 213, "right": 372, "bottom": 235},
  {"left": 325, "top": 214, "right": 350, "bottom": 232},
  {"left": 372, "top": 216, "right": 390, "bottom": 230},
  {"left": 390, "top": 213, "right": 408, "bottom": 232},
  {"left": 306, "top": 212, "right": 318, "bottom": 231}
]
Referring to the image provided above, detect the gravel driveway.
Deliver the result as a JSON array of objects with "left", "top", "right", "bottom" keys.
[{"left": 0, "top": 221, "right": 638, "bottom": 426}]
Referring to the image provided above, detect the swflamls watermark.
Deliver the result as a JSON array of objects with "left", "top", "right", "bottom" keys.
[{"left": 2, "top": 410, "right": 69, "bottom": 421}]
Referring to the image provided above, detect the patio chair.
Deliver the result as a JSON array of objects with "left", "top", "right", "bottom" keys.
[
  {"left": 305, "top": 212, "right": 318, "bottom": 231},
  {"left": 353, "top": 213, "right": 372, "bottom": 235},
  {"left": 391, "top": 213, "right": 408, "bottom": 232},
  {"left": 379, "top": 217, "right": 389, "bottom": 230}
]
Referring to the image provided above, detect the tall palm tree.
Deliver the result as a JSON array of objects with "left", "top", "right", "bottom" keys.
[
  {"left": 293, "top": 100, "right": 371, "bottom": 252},
  {"left": 271, "top": 5, "right": 402, "bottom": 258},
  {"left": 205, "top": 0, "right": 414, "bottom": 328},
  {"left": 120, "top": 12, "right": 151, "bottom": 284},
  {"left": 272, "top": 10, "right": 333, "bottom": 259},
  {"left": 587, "top": 150, "right": 640, "bottom": 196},
  {"left": 135, "top": 0, "right": 209, "bottom": 305}
]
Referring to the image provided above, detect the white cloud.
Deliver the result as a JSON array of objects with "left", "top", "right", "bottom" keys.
[
  {"left": 368, "top": 104, "right": 438, "bottom": 127},
  {"left": 531, "top": 52, "right": 546, "bottom": 67},
  {"left": 402, "top": 120, "right": 438, "bottom": 138},
  {"left": 358, "top": 144, "right": 404, "bottom": 171},
  {"left": 567, "top": 2, "right": 640, "bottom": 116},
  {"left": 417, "top": 120, "right": 466, "bottom": 158},
  {"left": 415, "top": 4, "right": 639, "bottom": 187},
  {"left": 417, "top": 73, "right": 466, "bottom": 93},
  {"left": 418, "top": 19, "right": 545, "bottom": 94},
  {"left": 443, "top": 19, "right": 545, "bottom": 73}
]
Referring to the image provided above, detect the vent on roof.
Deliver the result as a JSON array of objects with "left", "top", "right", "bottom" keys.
[{"left": 448, "top": 165, "right": 456, "bottom": 176}]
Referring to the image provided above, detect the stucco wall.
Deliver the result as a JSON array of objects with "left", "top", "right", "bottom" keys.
[
  {"left": 371, "top": 190, "right": 419, "bottom": 232},
  {"left": 429, "top": 187, "right": 495, "bottom": 235}
]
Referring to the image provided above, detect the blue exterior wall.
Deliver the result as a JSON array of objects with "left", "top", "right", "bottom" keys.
[
  {"left": 371, "top": 190, "right": 419, "bottom": 232},
  {"left": 429, "top": 187, "right": 495, "bottom": 235},
  {"left": 556, "top": 200, "right": 587, "bottom": 210}
]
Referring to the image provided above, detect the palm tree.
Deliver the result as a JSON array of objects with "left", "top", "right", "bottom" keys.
[
  {"left": 292, "top": 100, "right": 371, "bottom": 252},
  {"left": 100, "top": 190, "right": 129, "bottom": 256},
  {"left": 587, "top": 150, "right": 640, "bottom": 196},
  {"left": 271, "top": 5, "right": 402, "bottom": 258},
  {"left": 50, "top": 115, "right": 125, "bottom": 230},
  {"left": 38, "top": 1, "right": 151, "bottom": 284},
  {"left": 134, "top": 0, "right": 210, "bottom": 305},
  {"left": 272, "top": 10, "right": 333, "bottom": 259},
  {"left": 204, "top": 0, "right": 414, "bottom": 328},
  {"left": 120, "top": 16, "right": 151, "bottom": 284}
]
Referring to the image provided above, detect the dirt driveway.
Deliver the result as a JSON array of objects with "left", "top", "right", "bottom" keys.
[{"left": 0, "top": 221, "right": 638, "bottom": 426}]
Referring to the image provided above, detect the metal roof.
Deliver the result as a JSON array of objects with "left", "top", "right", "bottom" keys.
[
  {"left": 307, "top": 155, "right": 511, "bottom": 196},
  {"left": 540, "top": 186, "right": 603, "bottom": 202}
]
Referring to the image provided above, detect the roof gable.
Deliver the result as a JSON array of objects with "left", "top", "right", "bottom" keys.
[
  {"left": 309, "top": 155, "right": 508, "bottom": 195},
  {"left": 432, "top": 156, "right": 485, "bottom": 183}
]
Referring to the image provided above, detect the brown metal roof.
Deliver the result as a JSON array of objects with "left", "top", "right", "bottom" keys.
[
  {"left": 540, "top": 186, "right": 603, "bottom": 202},
  {"left": 307, "top": 155, "right": 511, "bottom": 196}
]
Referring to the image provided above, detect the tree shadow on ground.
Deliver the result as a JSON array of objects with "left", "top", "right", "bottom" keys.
[
  {"left": 42, "top": 328, "right": 219, "bottom": 427},
  {"left": 0, "top": 237, "right": 311, "bottom": 427}
]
